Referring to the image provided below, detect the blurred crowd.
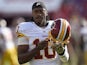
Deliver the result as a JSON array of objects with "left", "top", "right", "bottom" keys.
[{"left": 0, "top": 0, "right": 87, "bottom": 65}]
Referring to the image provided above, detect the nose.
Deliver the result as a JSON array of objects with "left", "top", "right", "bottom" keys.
[{"left": 37, "top": 13, "right": 42, "bottom": 16}]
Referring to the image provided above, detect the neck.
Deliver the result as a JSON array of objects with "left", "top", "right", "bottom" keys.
[
  {"left": 40, "top": 20, "right": 47, "bottom": 27},
  {"left": 35, "top": 20, "right": 48, "bottom": 27}
]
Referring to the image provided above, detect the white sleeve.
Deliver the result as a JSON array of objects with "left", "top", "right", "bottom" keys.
[
  {"left": 16, "top": 24, "right": 29, "bottom": 45},
  {"left": 17, "top": 37, "right": 29, "bottom": 45},
  {"left": 59, "top": 45, "right": 69, "bottom": 62}
]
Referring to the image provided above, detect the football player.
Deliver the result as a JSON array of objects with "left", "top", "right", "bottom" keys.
[
  {"left": 0, "top": 20, "right": 19, "bottom": 65},
  {"left": 17, "top": 1, "right": 70, "bottom": 65}
]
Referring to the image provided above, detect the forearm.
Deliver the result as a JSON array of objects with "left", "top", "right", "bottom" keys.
[
  {"left": 18, "top": 46, "right": 41, "bottom": 64},
  {"left": 18, "top": 40, "right": 48, "bottom": 64}
]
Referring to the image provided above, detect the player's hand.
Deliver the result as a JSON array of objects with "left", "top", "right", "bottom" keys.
[
  {"left": 51, "top": 43, "right": 65, "bottom": 55},
  {"left": 37, "top": 40, "right": 48, "bottom": 50}
]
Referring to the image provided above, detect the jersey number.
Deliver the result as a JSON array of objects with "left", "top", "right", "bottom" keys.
[{"left": 33, "top": 39, "right": 56, "bottom": 59}]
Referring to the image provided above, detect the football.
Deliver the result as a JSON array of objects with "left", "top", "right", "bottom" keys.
[{"left": 50, "top": 18, "right": 71, "bottom": 44}]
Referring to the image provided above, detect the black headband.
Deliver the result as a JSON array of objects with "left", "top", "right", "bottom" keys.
[{"left": 32, "top": 1, "right": 46, "bottom": 10}]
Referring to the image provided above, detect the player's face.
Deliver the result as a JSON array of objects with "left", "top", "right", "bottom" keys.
[{"left": 32, "top": 8, "right": 48, "bottom": 25}]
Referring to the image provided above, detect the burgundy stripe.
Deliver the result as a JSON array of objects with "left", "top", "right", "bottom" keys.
[
  {"left": 63, "top": 25, "right": 70, "bottom": 41},
  {"left": 51, "top": 19, "right": 61, "bottom": 39}
]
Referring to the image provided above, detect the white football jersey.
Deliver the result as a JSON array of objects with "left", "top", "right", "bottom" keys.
[{"left": 17, "top": 20, "right": 61, "bottom": 65}]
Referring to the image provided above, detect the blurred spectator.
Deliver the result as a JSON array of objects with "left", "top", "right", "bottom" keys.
[
  {"left": 70, "top": 13, "right": 82, "bottom": 47},
  {"left": 11, "top": 17, "right": 25, "bottom": 27},
  {"left": 70, "top": 12, "right": 84, "bottom": 65},
  {"left": 0, "top": 19, "right": 7, "bottom": 27},
  {"left": 0, "top": 18, "right": 19, "bottom": 65},
  {"left": 80, "top": 19, "right": 87, "bottom": 65}
]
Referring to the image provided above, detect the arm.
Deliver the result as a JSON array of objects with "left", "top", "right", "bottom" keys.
[
  {"left": 52, "top": 43, "right": 69, "bottom": 62},
  {"left": 17, "top": 37, "right": 48, "bottom": 64}
]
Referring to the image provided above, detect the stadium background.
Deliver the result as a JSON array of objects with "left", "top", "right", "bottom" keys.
[{"left": 0, "top": 0, "right": 87, "bottom": 65}]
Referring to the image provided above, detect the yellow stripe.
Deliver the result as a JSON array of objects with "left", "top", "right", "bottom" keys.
[
  {"left": 17, "top": 32, "right": 25, "bottom": 37},
  {"left": 48, "top": 32, "right": 56, "bottom": 42},
  {"left": 58, "top": 20, "right": 66, "bottom": 41}
]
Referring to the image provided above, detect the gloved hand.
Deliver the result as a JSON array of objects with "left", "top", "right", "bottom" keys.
[{"left": 51, "top": 43, "right": 65, "bottom": 55}]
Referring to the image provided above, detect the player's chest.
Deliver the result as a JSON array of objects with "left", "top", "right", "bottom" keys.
[
  {"left": 25, "top": 26, "right": 51, "bottom": 49},
  {"left": 24, "top": 25, "right": 51, "bottom": 39}
]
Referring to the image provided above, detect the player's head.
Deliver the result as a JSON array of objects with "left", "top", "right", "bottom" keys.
[{"left": 32, "top": 1, "right": 48, "bottom": 26}]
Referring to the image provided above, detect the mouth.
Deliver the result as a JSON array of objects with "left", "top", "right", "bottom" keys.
[
  {"left": 35, "top": 17, "right": 43, "bottom": 26},
  {"left": 36, "top": 16, "right": 43, "bottom": 20},
  {"left": 35, "top": 17, "right": 43, "bottom": 22}
]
